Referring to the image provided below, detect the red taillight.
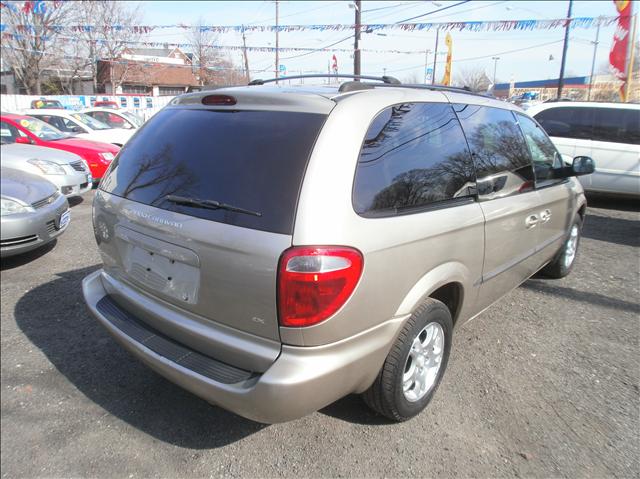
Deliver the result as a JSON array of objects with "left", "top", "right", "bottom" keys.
[
  {"left": 277, "top": 246, "right": 363, "bottom": 328},
  {"left": 201, "top": 94, "right": 237, "bottom": 106}
]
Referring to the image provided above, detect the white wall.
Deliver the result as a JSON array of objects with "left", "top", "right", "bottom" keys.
[{"left": 0, "top": 94, "right": 175, "bottom": 120}]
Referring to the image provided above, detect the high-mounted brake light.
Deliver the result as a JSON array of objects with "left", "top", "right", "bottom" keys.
[
  {"left": 201, "top": 94, "right": 237, "bottom": 106},
  {"left": 277, "top": 246, "right": 363, "bottom": 328}
]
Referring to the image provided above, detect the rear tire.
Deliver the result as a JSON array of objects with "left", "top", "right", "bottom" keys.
[
  {"left": 540, "top": 216, "right": 583, "bottom": 279},
  {"left": 363, "top": 298, "right": 453, "bottom": 421}
]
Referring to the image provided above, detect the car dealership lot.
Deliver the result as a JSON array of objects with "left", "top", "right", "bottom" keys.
[{"left": 1, "top": 191, "right": 638, "bottom": 478}]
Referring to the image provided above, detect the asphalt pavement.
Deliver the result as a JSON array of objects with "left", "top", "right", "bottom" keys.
[{"left": 1, "top": 190, "right": 638, "bottom": 478}]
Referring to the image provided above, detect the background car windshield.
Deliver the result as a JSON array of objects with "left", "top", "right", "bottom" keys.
[
  {"left": 121, "top": 112, "right": 144, "bottom": 127},
  {"left": 72, "top": 113, "right": 111, "bottom": 130},
  {"left": 18, "top": 117, "right": 68, "bottom": 140},
  {"left": 99, "top": 108, "right": 327, "bottom": 234}
]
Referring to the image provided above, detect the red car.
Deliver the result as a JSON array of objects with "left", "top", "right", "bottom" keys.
[
  {"left": 93, "top": 100, "right": 119, "bottom": 109},
  {"left": 0, "top": 113, "right": 120, "bottom": 181}
]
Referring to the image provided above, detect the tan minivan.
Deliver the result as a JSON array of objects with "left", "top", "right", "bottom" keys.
[{"left": 83, "top": 76, "right": 593, "bottom": 423}]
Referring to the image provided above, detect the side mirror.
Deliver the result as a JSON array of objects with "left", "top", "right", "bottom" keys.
[
  {"left": 572, "top": 156, "right": 595, "bottom": 176},
  {"left": 71, "top": 126, "right": 84, "bottom": 133},
  {"left": 14, "top": 136, "right": 34, "bottom": 145}
]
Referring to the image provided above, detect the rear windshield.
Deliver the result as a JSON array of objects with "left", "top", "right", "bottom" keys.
[{"left": 99, "top": 108, "right": 327, "bottom": 234}]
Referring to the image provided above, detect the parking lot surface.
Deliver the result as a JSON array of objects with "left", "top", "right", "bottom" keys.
[{"left": 1, "top": 190, "right": 638, "bottom": 478}]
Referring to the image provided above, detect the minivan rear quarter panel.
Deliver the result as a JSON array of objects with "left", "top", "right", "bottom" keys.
[{"left": 289, "top": 89, "right": 487, "bottom": 346}]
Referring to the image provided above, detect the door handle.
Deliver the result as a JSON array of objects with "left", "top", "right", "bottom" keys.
[
  {"left": 525, "top": 215, "right": 539, "bottom": 229},
  {"left": 540, "top": 209, "right": 552, "bottom": 223}
]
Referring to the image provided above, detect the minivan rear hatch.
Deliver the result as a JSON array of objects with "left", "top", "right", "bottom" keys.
[{"left": 96, "top": 94, "right": 331, "bottom": 343}]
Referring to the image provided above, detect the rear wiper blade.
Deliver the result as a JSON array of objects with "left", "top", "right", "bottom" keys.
[{"left": 165, "top": 195, "right": 262, "bottom": 217}]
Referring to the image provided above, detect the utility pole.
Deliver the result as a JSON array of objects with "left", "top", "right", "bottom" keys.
[
  {"left": 354, "top": 0, "right": 362, "bottom": 79},
  {"left": 587, "top": 21, "right": 600, "bottom": 101},
  {"left": 432, "top": 28, "right": 440, "bottom": 84},
  {"left": 241, "top": 26, "right": 250, "bottom": 83},
  {"left": 275, "top": 0, "right": 279, "bottom": 84},
  {"left": 423, "top": 49, "right": 431, "bottom": 83},
  {"left": 557, "top": 0, "right": 573, "bottom": 99},
  {"left": 492, "top": 56, "right": 500, "bottom": 87}
]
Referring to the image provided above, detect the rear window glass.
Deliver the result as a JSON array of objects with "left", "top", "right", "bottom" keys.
[{"left": 99, "top": 108, "right": 327, "bottom": 234}]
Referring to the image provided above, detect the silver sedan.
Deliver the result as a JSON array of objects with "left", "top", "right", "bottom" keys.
[
  {"left": 0, "top": 143, "right": 92, "bottom": 198},
  {"left": 1, "top": 167, "right": 70, "bottom": 257}
]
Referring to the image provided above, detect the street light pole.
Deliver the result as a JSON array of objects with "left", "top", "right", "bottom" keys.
[
  {"left": 432, "top": 28, "right": 440, "bottom": 84},
  {"left": 424, "top": 49, "right": 431, "bottom": 83},
  {"left": 275, "top": 0, "right": 279, "bottom": 84},
  {"left": 587, "top": 21, "right": 600, "bottom": 101},
  {"left": 354, "top": 0, "right": 362, "bottom": 80},
  {"left": 492, "top": 56, "right": 500, "bottom": 87},
  {"left": 557, "top": 0, "right": 573, "bottom": 99}
]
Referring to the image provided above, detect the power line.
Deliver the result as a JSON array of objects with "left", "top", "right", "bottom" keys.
[
  {"left": 279, "top": 34, "right": 353, "bottom": 60},
  {"left": 384, "top": 39, "right": 564, "bottom": 73},
  {"left": 362, "top": 2, "right": 423, "bottom": 14},
  {"left": 246, "top": 1, "right": 343, "bottom": 25},
  {"left": 395, "top": 0, "right": 471, "bottom": 24}
]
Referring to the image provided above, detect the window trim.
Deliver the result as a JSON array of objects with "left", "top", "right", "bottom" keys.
[
  {"left": 358, "top": 196, "right": 476, "bottom": 219},
  {"left": 351, "top": 101, "right": 478, "bottom": 219}
]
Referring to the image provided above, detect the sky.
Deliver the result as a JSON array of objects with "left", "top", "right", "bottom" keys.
[{"left": 131, "top": 0, "right": 626, "bottom": 84}]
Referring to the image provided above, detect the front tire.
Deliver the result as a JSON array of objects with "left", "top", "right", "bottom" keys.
[
  {"left": 363, "top": 298, "right": 453, "bottom": 421},
  {"left": 540, "top": 216, "right": 583, "bottom": 279}
]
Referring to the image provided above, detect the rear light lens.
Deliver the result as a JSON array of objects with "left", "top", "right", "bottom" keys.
[
  {"left": 278, "top": 246, "right": 363, "bottom": 328},
  {"left": 201, "top": 94, "right": 237, "bottom": 106}
]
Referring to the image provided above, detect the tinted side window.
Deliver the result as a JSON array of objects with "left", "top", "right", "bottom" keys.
[
  {"left": 516, "top": 114, "right": 563, "bottom": 187},
  {"left": 454, "top": 104, "right": 534, "bottom": 200},
  {"left": 353, "top": 103, "right": 476, "bottom": 216},
  {"left": 534, "top": 107, "right": 594, "bottom": 140},
  {"left": 592, "top": 108, "right": 640, "bottom": 144}
]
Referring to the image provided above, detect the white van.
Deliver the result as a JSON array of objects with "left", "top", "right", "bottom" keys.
[{"left": 528, "top": 102, "right": 639, "bottom": 197}]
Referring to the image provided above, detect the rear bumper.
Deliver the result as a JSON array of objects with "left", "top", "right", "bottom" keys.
[{"left": 83, "top": 269, "right": 406, "bottom": 423}]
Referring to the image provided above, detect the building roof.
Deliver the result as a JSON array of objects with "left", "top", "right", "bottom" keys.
[
  {"left": 127, "top": 48, "right": 171, "bottom": 57},
  {"left": 97, "top": 60, "right": 200, "bottom": 87}
]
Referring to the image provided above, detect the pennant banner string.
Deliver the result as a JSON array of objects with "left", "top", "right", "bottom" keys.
[
  {"left": 0, "top": 15, "right": 620, "bottom": 35},
  {"left": 0, "top": 32, "right": 427, "bottom": 55}
]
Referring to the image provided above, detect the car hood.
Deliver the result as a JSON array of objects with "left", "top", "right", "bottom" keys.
[
  {"left": 83, "top": 128, "right": 133, "bottom": 145},
  {"left": 1, "top": 143, "right": 83, "bottom": 165},
  {"left": 0, "top": 167, "right": 57, "bottom": 204},
  {"left": 48, "top": 137, "right": 120, "bottom": 154}
]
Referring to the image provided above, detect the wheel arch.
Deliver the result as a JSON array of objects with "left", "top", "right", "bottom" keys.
[{"left": 394, "top": 262, "right": 472, "bottom": 326}]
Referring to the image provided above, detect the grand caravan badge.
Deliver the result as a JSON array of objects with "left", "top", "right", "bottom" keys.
[{"left": 124, "top": 208, "right": 184, "bottom": 229}]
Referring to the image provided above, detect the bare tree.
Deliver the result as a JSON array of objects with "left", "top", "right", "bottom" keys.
[
  {"left": 453, "top": 66, "right": 491, "bottom": 93},
  {"left": 0, "top": 1, "right": 75, "bottom": 94},
  {"left": 73, "top": 1, "right": 146, "bottom": 92},
  {"left": 402, "top": 72, "right": 421, "bottom": 84},
  {"left": 187, "top": 18, "right": 246, "bottom": 86}
]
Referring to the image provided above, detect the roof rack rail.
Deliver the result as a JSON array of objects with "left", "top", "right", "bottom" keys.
[
  {"left": 372, "top": 83, "right": 494, "bottom": 99},
  {"left": 248, "top": 74, "right": 401, "bottom": 86}
]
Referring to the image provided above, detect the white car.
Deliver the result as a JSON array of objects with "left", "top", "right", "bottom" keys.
[
  {"left": 0, "top": 143, "right": 92, "bottom": 198},
  {"left": 528, "top": 102, "right": 640, "bottom": 197},
  {"left": 23, "top": 109, "right": 134, "bottom": 147},
  {"left": 81, "top": 108, "right": 144, "bottom": 130}
]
